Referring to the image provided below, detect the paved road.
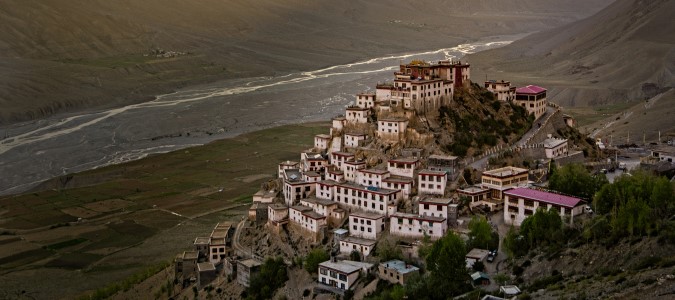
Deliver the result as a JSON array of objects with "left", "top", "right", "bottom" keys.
[
  {"left": 469, "top": 106, "right": 556, "bottom": 170},
  {"left": 232, "top": 218, "right": 251, "bottom": 257}
]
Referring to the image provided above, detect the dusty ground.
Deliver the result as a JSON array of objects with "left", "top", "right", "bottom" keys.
[
  {"left": 0, "top": 123, "right": 325, "bottom": 299},
  {"left": 0, "top": 0, "right": 612, "bottom": 125},
  {"left": 467, "top": 0, "right": 675, "bottom": 111}
]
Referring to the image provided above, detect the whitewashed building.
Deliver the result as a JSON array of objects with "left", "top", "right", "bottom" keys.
[
  {"left": 300, "top": 197, "right": 339, "bottom": 217},
  {"left": 458, "top": 186, "right": 494, "bottom": 210},
  {"left": 418, "top": 197, "right": 453, "bottom": 220},
  {"left": 339, "top": 236, "right": 376, "bottom": 257},
  {"left": 418, "top": 169, "right": 447, "bottom": 196},
  {"left": 315, "top": 134, "right": 331, "bottom": 151},
  {"left": 349, "top": 211, "right": 386, "bottom": 240},
  {"left": 326, "top": 169, "right": 345, "bottom": 182},
  {"left": 278, "top": 161, "right": 299, "bottom": 178},
  {"left": 390, "top": 213, "right": 447, "bottom": 240},
  {"left": 484, "top": 80, "right": 516, "bottom": 101},
  {"left": 543, "top": 137, "right": 569, "bottom": 158},
  {"left": 481, "top": 166, "right": 529, "bottom": 200},
  {"left": 345, "top": 132, "right": 368, "bottom": 148},
  {"left": 387, "top": 158, "right": 419, "bottom": 178},
  {"left": 335, "top": 183, "right": 401, "bottom": 216},
  {"left": 316, "top": 180, "right": 337, "bottom": 200},
  {"left": 343, "top": 160, "right": 366, "bottom": 182},
  {"left": 356, "top": 92, "right": 376, "bottom": 109},
  {"left": 515, "top": 85, "right": 547, "bottom": 120},
  {"left": 332, "top": 117, "right": 346, "bottom": 132},
  {"left": 330, "top": 151, "right": 355, "bottom": 169},
  {"left": 357, "top": 169, "right": 390, "bottom": 188},
  {"left": 318, "top": 260, "right": 373, "bottom": 291},
  {"left": 303, "top": 171, "right": 322, "bottom": 183},
  {"left": 301, "top": 152, "right": 328, "bottom": 173},
  {"left": 267, "top": 203, "right": 289, "bottom": 224},
  {"left": 345, "top": 106, "right": 369, "bottom": 124},
  {"left": 377, "top": 118, "right": 408, "bottom": 142},
  {"left": 289, "top": 205, "right": 327, "bottom": 233},
  {"left": 382, "top": 176, "right": 414, "bottom": 199},
  {"left": 504, "top": 188, "right": 584, "bottom": 226}
]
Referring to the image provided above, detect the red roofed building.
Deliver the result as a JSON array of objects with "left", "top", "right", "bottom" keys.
[
  {"left": 515, "top": 85, "right": 547, "bottom": 120},
  {"left": 503, "top": 188, "right": 585, "bottom": 226}
]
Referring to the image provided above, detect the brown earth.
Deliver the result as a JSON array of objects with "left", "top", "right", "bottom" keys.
[
  {"left": 0, "top": 0, "right": 612, "bottom": 125},
  {"left": 467, "top": 0, "right": 675, "bottom": 110}
]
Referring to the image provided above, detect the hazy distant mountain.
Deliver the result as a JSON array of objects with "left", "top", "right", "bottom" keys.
[
  {"left": 0, "top": 0, "right": 611, "bottom": 125},
  {"left": 468, "top": 0, "right": 675, "bottom": 108}
]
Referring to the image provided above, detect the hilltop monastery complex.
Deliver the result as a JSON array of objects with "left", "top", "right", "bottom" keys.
[{"left": 176, "top": 60, "right": 589, "bottom": 293}]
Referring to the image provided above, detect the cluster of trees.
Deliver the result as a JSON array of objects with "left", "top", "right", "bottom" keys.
[
  {"left": 467, "top": 215, "right": 499, "bottom": 250},
  {"left": 304, "top": 248, "right": 329, "bottom": 274},
  {"left": 592, "top": 171, "right": 674, "bottom": 241},
  {"left": 503, "top": 209, "right": 567, "bottom": 258},
  {"left": 504, "top": 166, "right": 675, "bottom": 259},
  {"left": 378, "top": 232, "right": 471, "bottom": 300},
  {"left": 548, "top": 164, "right": 608, "bottom": 200},
  {"left": 247, "top": 257, "right": 288, "bottom": 300}
]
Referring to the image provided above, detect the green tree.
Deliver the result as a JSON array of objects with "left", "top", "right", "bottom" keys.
[
  {"left": 350, "top": 250, "right": 361, "bottom": 262},
  {"left": 548, "top": 164, "right": 608, "bottom": 199},
  {"left": 417, "top": 233, "right": 433, "bottom": 260},
  {"left": 426, "top": 232, "right": 471, "bottom": 298},
  {"left": 376, "top": 237, "right": 403, "bottom": 261},
  {"left": 503, "top": 226, "right": 528, "bottom": 258},
  {"left": 520, "top": 208, "right": 563, "bottom": 248},
  {"left": 494, "top": 273, "right": 510, "bottom": 286},
  {"left": 468, "top": 215, "right": 493, "bottom": 250},
  {"left": 247, "top": 257, "right": 288, "bottom": 300},
  {"left": 304, "top": 248, "right": 329, "bottom": 274}
]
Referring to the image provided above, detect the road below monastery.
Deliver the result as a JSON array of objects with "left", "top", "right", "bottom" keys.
[{"left": 0, "top": 34, "right": 527, "bottom": 196}]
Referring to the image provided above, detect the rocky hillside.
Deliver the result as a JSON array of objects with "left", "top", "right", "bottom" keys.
[
  {"left": 0, "top": 0, "right": 612, "bottom": 125},
  {"left": 431, "top": 83, "right": 533, "bottom": 157},
  {"left": 468, "top": 0, "right": 675, "bottom": 109}
]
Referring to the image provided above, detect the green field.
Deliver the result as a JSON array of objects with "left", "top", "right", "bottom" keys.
[{"left": 0, "top": 122, "right": 327, "bottom": 299}]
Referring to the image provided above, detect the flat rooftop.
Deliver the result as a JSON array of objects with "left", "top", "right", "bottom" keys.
[
  {"left": 388, "top": 157, "right": 419, "bottom": 164},
  {"left": 182, "top": 251, "right": 199, "bottom": 260},
  {"left": 194, "top": 237, "right": 210, "bottom": 245},
  {"left": 269, "top": 203, "right": 288, "bottom": 210},
  {"left": 428, "top": 154, "right": 458, "bottom": 161},
  {"left": 350, "top": 211, "right": 385, "bottom": 220},
  {"left": 418, "top": 169, "right": 447, "bottom": 176},
  {"left": 543, "top": 138, "right": 567, "bottom": 148},
  {"left": 466, "top": 248, "right": 490, "bottom": 259},
  {"left": 302, "top": 197, "right": 337, "bottom": 206},
  {"left": 198, "top": 262, "right": 216, "bottom": 272},
  {"left": 342, "top": 236, "right": 377, "bottom": 246},
  {"left": 483, "top": 166, "right": 528, "bottom": 178},
  {"left": 458, "top": 186, "right": 489, "bottom": 194},
  {"left": 419, "top": 197, "right": 452, "bottom": 205},
  {"left": 380, "top": 259, "right": 420, "bottom": 274},
  {"left": 505, "top": 188, "right": 583, "bottom": 208},
  {"left": 360, "top": 168, "right": 389, "bottom": 175},
  {"left": 238, "top": 258, "right": 262, "bottom": 268},
  {"left": 391, "top": 212, "right": 446, "bottom": 223}
]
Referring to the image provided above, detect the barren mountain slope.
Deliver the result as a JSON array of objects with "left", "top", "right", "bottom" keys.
[
  {"left": 0, "top": 0, "right": 611, "bottom": 125},
  {"left": 468, "top": 0, "right": 675, "bottom": 109}
]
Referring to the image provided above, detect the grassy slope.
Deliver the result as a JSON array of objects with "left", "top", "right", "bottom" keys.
[{"left": 0, "top": 122, "right": 326, "bottom": 299}]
